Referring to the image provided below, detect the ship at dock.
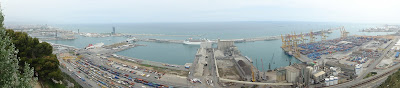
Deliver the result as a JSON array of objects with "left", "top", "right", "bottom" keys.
[
  {"left": 85, "top": 42, "right": 104, "bottom": 49},
  {"left": 183, "top": 38, "right": 211, "bottom": 45},
  {"left": 126, "top": 37, "right": 137, "bottom": 43}
]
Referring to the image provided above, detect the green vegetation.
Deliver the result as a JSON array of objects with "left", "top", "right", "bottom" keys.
[
  {"left": 379, "top": 70, "right": 400, "bottom": 88},
  {"left": 364, "top": 72, "right": 377, "bottom": 79},
  {"left": 41, "top": 73, "right": 82, "bottom": 88},
  {"left": 41, "top": 80, "right": 66, "bottom": 88},
  {"left": 0, "top": 6, "right": 69, "bottom": 88},
  {"left": 0, "top": 10, "right": 36, "bottom": 87},
  {"left": 5, "top": 29, "right": 64, "bottom": 81}
]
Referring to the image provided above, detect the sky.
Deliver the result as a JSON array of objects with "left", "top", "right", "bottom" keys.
[{"left": 0, "top": 0, "right": 399, "bottom": 24}]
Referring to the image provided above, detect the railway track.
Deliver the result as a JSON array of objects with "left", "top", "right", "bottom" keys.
[{"left": 351, "top": 67, "right": 399, "bottom": 87}]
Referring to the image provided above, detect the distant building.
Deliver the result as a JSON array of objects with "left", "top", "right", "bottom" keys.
[{"left": 112, "top": 27, "right": 116, "bottom": 35}]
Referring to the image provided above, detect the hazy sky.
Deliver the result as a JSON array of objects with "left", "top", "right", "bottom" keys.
[{"left": 1, "top": 0, "right": 399, "bottom": 24}]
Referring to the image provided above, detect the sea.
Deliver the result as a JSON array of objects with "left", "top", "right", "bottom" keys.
[{"left": 47, "top": 21, "right": 395, "bottom": 70}]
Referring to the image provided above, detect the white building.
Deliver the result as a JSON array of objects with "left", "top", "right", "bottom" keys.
[{"left": 355, "top": 64, "right": 363, "bottom": 75}]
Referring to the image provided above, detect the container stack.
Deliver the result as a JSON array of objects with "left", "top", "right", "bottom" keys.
[{"left": 297, "top": 36, "right": 378, "bottom": 60}]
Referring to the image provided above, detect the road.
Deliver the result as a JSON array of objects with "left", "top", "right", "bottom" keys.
[
  {"left": 188, "top": 48, "right": 220, "bottom": 88},
  {"left": 208, "top": 48, "right": 221, "bottom": 88}
]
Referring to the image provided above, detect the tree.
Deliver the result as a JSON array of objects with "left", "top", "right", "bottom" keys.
[
  {"left": 0, "top": 27, "right": 36, "bottom": 88},
  {"left": 5, "top": 29, "right": 63, "bottom": 81},
  {"left": 29, "top": 55, "right": 63, "bottom": 80}
]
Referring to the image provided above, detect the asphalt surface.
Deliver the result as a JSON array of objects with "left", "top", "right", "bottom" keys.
[{"left": 188, "top": 48, "right": 221, "bottom": 88}]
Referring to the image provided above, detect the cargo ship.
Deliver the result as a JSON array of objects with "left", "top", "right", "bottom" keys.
[
  {"left": 183, "top": 38, "right": 211, "bottom": 45},
  {"left": 85, "top": 42, "right": 104, "bottom": 49}
]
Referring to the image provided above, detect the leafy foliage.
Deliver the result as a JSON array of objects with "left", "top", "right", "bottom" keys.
[
  {"left": 1, "top": 8, "right": 36, "bottom": 88},
  {"left": 5, "top": 29, "right": 63, "bottom": 81},
  {"left": 0, "top": 4, "right": 61, "bottom": 87},
  {"left": 0, "top": 27, "right": 36, "bottom": 88},
  {"left": 379, "top": 70, "right": 400, "bottom": 88}
]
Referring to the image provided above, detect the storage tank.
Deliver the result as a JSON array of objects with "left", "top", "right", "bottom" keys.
[
  {"left": 355, "top": 64, "right": 362, "bottom": 75},
  {"left": 334, "top": 77, "right": 339, "bottom": 85},
  {"left": 329, "top": 78, "right": 334, "bottom": 85},
  {"left": 325, "top": 78, "right": 330, "bottom": 86}
]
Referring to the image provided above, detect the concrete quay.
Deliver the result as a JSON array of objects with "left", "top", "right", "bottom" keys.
[{"left": 113, "top": 55, "right": 189, "bottom": 71}]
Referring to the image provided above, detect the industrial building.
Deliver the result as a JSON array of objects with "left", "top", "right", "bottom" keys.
[
  {"left": 200, "top": 41, "right": 212, "bottom": 48},
  {"left": 217, "top": 39, "right": 235, "bottom": 51},
  {"left": 285, "top": 66, "right": 300, "bottom": 83}
]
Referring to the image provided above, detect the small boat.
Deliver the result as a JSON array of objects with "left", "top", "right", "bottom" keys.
[{"left": 285, "top": 51, "right": 293, "bottom": 56}]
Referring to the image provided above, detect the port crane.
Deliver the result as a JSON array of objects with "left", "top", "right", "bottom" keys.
[
  {"left": 321, "top": 30, "right": 328, "bottom": 41},
  {"left": 340, "top": 27, "right": 349, "bottom": 38},
  {"left": 309, "top": 30, "right": 316, "bottom": 43},
  {"left": 251, "top": 65, "right": 256, "bottom": 82},
  {"left": 300, "top": 32, "right": 308, "bottom": 44}
]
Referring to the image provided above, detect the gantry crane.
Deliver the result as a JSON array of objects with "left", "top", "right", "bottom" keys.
[
  {"left": 340, "top": 27, "right": 349, "bottom": 38},
  {"left": 281, "top": 34, "right": 286, "bottom": 48},
  {"left": 321, "top": 30, "right": 328, "bottom": 41},
  {"left": 300, "top": 32, "right": 307, "bottom": 44},
  {"left": 309, "top": 30, "right": 315, "bottom": 43},
  {"left": 286, "top": 34, "right": 292, "bottom": 51},
  {"left": 293, "top": 32, "right": 301, "bottom": 58}
]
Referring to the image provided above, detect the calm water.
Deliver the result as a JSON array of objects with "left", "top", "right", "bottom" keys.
[{"left": 47, "top": 21, "right": 394, "bottom": 70}]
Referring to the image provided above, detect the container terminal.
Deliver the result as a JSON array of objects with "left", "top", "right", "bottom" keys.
[
  {"left": 280, "top": 27, "right": 400, "bottom": 88},
  {"left": 10, "top": 24, "right": 400, "bottom": 88}
]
